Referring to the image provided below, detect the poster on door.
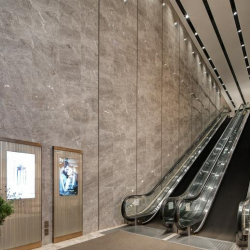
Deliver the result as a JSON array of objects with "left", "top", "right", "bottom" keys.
[
  {"left": 59, "top": 157, "right": 78, "bottom": 196},
  {"left": 7, "top": 151, "right": 35, "bottom": 199}
]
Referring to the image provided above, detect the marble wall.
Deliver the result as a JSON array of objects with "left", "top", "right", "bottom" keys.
[{"left": 0, "top": 0, "right": 230, "bottom": 246}]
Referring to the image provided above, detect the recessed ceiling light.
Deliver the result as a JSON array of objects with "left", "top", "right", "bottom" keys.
[
  {"left": 234, "top": 12, "right": 237, "bottom": 15},
  {"left": 185, "top": 14, "right": 189, "bottom": 19}
]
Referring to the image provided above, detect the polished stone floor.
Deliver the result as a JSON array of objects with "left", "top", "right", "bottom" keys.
[
  {"left": 37, "top": 225, "right": 126, "bottom": 250},
  {"left": 37, "top": 225, "right": 243, "bottom": 250}
]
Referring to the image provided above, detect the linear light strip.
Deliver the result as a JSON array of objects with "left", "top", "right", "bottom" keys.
[
  {"left": 175, "top": 0, "right": 236, "bottom": 108},
  {"left": 202, "top": 0, "right": 246, "bottom": 105},
  {"left": 229, "top": 0, "right": 250, "bottom": 80}
]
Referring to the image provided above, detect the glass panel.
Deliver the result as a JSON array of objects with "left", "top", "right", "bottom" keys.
[
  {"left": 177, "top": 109, "right": 246, "bottom": 228},
  {"left": 123, "top": 110, "right": 227, "bottom": 220}
]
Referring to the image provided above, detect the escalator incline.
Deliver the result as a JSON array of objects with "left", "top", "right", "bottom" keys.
[
  {"left": 170, "top": 117, "right": 231, "bottom": 197},
  {"left": 147, "top": 117, "right": 231, "bottom": 229},
  {"left": 197, "top": 115, "right": 250, "bottom": 242}
]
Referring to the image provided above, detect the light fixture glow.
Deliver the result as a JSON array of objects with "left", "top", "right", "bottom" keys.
[
  {"left": 162, "top": 2, "right": 166, "bottom": 6},
  {"left": 245, "top": 56, "right": 247, "bottom": 59},
  {"left": 195, "top": 32, "right": 198, "bottom": 36},
  {"left": 185, "top": 14, "right": 189, "bottom": 19},
  {"left": 242, "top": 44, "right": 245, "bottom": 47},
  {"left": 202, "top": 46, "right": 205, "bottom": 49},
  {"left": 234, "top": 12, "right": 237, "bottom": 15},
  {"left": 174, "top": 22, "right": 178, "bottom": 26},
  {"left": 238, "top": 30, "right": 242, "bottom": 33}
]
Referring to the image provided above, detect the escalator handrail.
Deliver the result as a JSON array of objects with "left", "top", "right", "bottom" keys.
[
  {"left": 194, "top": 110, "right": 249, "bottom": 233},
  {"left": 121, "top": 109, "right": 228, "bottom": 221},
  {"left": 238, "top": 100, "right": 250, "bottom": 234},
  {"left": 175, "top": 104, "right": 244, "bottom": 204},
  {"left": 161, "top": 110, "right": 243, "bottom": 228},
  {"left": 237, "top": 114, "right": 250, "bottom": 239},
  {"left": 174, "top": 104, "right": 246, "bottom": 228}
]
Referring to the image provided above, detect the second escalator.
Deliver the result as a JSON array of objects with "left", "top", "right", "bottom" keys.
[
  {"left": 145, "top": 116, "right": 231, "bottom": 229},
  {"left": 196, "top": 113, "right": 250, "bottom": 242}
]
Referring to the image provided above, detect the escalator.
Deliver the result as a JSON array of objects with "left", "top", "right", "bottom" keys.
[
  {"left": 121, "top": 109, "right": 230, "bottom": 226},
  {"left": 146, "top": 116, "right": 230, "bottom": 229},
  {"left": 169, "top": 117, "right": 230, "bottom": 198},
  {"left": 161, "top": 104, "right": 250, "bottom": 243},
  {"left": 196, "top": 112, "right": 250, "bottom": 242}
]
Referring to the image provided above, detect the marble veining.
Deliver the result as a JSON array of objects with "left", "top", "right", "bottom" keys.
[{"left": 0, "top": 0, "right": 230, "bottom": 247}]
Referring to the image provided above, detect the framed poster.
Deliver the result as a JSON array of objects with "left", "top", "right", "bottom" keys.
[
  {"left": 59, "top": 157, "right": 78, "bottom": 196},
  {"left": 53, "top": 146, "right": 83, "bottom": 243},
  {"left": 7, "top": 151, "right": 36, "bottom": 199}
]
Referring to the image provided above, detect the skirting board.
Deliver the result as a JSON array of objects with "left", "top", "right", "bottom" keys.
[
  {"left": 9, "top": 242, "right": 42, "bottom": 250},
  {"left": 53, "top": 232, "right": 83, "bottom": 243}
]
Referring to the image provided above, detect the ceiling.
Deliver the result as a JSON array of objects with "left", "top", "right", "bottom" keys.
[{"left": 170, "top": 0, "right": 250, "bottom": 110}]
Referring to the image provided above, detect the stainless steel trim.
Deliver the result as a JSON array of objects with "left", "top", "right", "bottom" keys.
[{"left": 195, "top": 111, "right": 249, "bottom": 233}]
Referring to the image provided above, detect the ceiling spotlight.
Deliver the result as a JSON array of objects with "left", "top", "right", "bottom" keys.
[
  {"left": 238, "top": 30, "right": 242, "bottom": 33},
  {"left": 195, "top": 32, "right": 198, "bottom": 36},
  {"left": 234, "top": 12, "right": 237, "bottom": 15},
  {"left": 185, "top": 14, "right": 189, "bottom": 19}
]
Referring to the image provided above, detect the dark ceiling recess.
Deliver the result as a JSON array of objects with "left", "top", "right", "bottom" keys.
[
  {"left": 175, "top": 0, "right": 236, "bottom": 108},
  {"left": 229, "top": 0, "right": 250, "bottom": 80},
  {"left": 202, "top": 0, "right": 246, "bottom": 105}
]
